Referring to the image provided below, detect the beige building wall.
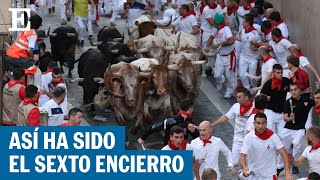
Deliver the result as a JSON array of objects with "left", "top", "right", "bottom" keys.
[{"left": 268, "top": 0, "right": 320, "bottom": 125}]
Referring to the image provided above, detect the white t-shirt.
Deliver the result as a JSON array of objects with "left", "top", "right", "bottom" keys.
[
  {"left": 241, "top": 131, "right": 284, "bottom": 177},
  {"left": 41, "top": 99, "right": 65, "bottom": 126},
  {"left": 39, "top": 72, "right": 52, "bottom": 106},
  {"left": 213, "top": 26, "right": 234, "bottom": 55},
  {"left": 299, "top": 56, "right": 310, "bottom": 68},
  {"left": 191, "top": 136, "right": 233, "bottom": 180},
  {"left": 302, "top": 146, "right": 320, "bottom": 175},
  {"left": 200, "top": 5, "right": 222, "bottom": 32},
  {"left": 27, "top": 34, "right": 37, "bottom": 48},
  {"left": 172, "top": 15, "right": 198, "bottom": 34},
  {"left": 269, "top": 38, "right": 292, "bottom": 67},
  {"left": 277, "top": 22, "right": 289, "bottom": 38},
  {"left": 240, "top": 29, "right": 260, "bottom": 59},
  {"left": 224, "top": 10, "right": 237, "bottom": 30},
  {"left": 261, "top": 58, "right": 277, "bottom": 83},
  {"left": 226, "top": 103, "right": 253, "bottom": 141},
  {"left": 236, "top": 6, "right": 251, "bottom": 32}
]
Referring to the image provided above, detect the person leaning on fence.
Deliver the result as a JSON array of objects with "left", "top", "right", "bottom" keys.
[
  {"left": 4, "top": 15, "right": 43, "bottom": 79},
  {"left": 2, "top": 69, "right": 26, "bottom": 126},
  {"left": 17, "top": 85, "right": 41, "bottom": 126},
  {"left": 58, "top": 108, "right": 83, "bottom": 126}
]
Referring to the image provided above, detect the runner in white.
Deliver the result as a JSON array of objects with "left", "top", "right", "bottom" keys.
[
  {"left": 290, "top": 127, "right": 320, "bottom": 176},
  {"left": 192, "top": 121, "right": 237, "bottom": 180},
  {"left": 211, "top": 88, "right": 253, "bottom": 166},
  {"left": 206, "top": 13, "right": 236, "bottom": 98},
  {"left": 240, "top": 113, "right": 293, "bottom": 180},
  {"left": 269, "top": 11, "right": 289, "bottom": 39}
]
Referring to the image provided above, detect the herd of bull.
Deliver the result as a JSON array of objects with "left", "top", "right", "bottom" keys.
[{"left": 49, "top": 17, "right": 211, "bottom": 133}]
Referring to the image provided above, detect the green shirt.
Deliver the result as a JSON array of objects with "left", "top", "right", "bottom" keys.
[{"left": 74, "top": 0, "right": 88, "bottom": 17}]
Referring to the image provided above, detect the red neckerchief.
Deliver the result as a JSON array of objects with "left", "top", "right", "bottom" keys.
[
  {"left": 227, "top": 5, "right": 238, "bottom": 16},
  {"left": 275, "top": 18, "right": 284, "bottom": 26},
  {"left": 310, "top": 140, "right": 320, "bottom": 152},
  {"left": 23, "top": 98, "right": 38, "bottom": 106},
  {"left": 8, "top": 80, "right": 24, "bottom": 88},
  {"left": 200, "top": 136, "right": 212, "bottom": 146},
  {"left": 240, "top": 100, "right": 253, "bottom": 116},
  {"left": 43, "top": 68, "right": 52, "bottom": 75},
  {"left": 314, "top": 106, "right": 320, "bottom": 115},
  {"left": 297, "top": 52, "right": 304, "bottom": 57},
  {"left": 263, "top": 54, "right": 273, "bottom": 63},
  {"left": 178, "top": 110, "right": 192, "bottom": 119},
  {"left": 250, "top": 0, "right": 254, "bottom": 3},
  {"left": 249, "top": 108, "right": 260, "bottom": 117},
  {"left": 200, "top": 5, "right": 205, "bottom": 15},
  {"left": 245, "top": 26, "right": 256, "bottom": 33},
  {"left": 264, "top": 25, "right": 274, "bottom": 35},
  {"left": 208, "top": 4, "right": 217, "bottom": 9},
  {"left": 168, "top": 140, "right": 188, "bottom": 150},
  {"left": 271, "top": 77, "right": 282, "bottom": 90},
  {"left": 51, "top": 77, "right": 65, "bottom": 87},
  {"left": 275, "top": 36, "right": 285, "bottom": 44},
  {"left": 190, "top": 10, "right": 196, "bottom": 16},
  {"left": 243, "top": 4, "right": 252, "bottom": 11},
  {"left": 217, "top": 23, "right": 227, "bottom": 31},
  {"left": 58, "top": 122, "right": 71, "bottom": 126},
  {"left": 181, "top": 12, "right": 193, "bottom": 19},
  {"left": 220, "top": 3, "right": 226, "bottom": 9},
  {"left": 255, "top": 128, "right": 274, "bottom": 140}
]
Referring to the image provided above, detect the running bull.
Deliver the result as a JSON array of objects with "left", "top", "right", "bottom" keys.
[
  {"left": 90, "top": 26, "right": 124, "bottom": 50},
  {"left": 49, "top": 26, "right": 78, "bottom": 77}
]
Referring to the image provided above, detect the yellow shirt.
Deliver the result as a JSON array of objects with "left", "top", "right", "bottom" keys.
[{"left": 74, "top": 0, "right": 88, "bottom": 17}]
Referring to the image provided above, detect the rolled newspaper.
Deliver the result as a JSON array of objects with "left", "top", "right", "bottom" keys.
[{"left": 40, "top": 110, "right": 48, "bottom": 126}]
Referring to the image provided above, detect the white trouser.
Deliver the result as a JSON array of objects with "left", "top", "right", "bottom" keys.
[
  {"left": 234, "top": 40, "right": 242, "bottom": 73},
  {"left": 214, "top": 53, "right": 237, "bottom": 94},
  {"left": 200, "top": 30, "right": 212, "bottom": 50},
  {"left": 104, "top": 0, "right": 112, "bottom": 14},
  {"left": 87, "top": 5, "right": 94, "bottom": 35},
  {"left": 154, "top": 0, "right": 161, "bottom": 12},
  {"left": 277, "top": 128, "right": 305, "bottom": 169},
  {"left": 47, "top": 0, "right": 56, "bottom": 8},
  {"left": 239, "top": 56, "right": 258, "bottom": 90},
  {"left": 60, "top": 2, "right": 66, "bottom": 20},
  {"left": 75, "top": 16, "right": 92, "bottom": 40},
  {"left": 264, "top": 109, "right": 285, "bottom": 137},
  {"left": 248, "top": 175, "right": 277, "bottom": 180},
  {"left": 37, "top": 5, "right": 46, "bottom": 18},
  {"left": 110, "top": 0, "right": 120, "bottom": 22},
  {"left": 232, "top": 140, "right": 243, "bottom": 166}
]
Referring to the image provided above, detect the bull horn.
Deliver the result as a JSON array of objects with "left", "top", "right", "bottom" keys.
[
  {"left": 70, "top": 78, "right": 84, "bottom": 83},
  {"left": 168, "top": 63, "right": 182, "bottom": 71},
  {"left": 49, "top": 33, "right": 57, "bottom": 37},
  {"left": 93, "top": 77, "right": 104, "bottom": 84},
  {"left": 111, "top": 49, "right": 119, "bottom": 54},
  {"left": 139, "top": 72, "right": 151, "bottom": 77},
  {"left": 164, "top": 32, "right": 181, "bottom": 51},
  {"left": 191, "top": 59, "right": 208, "bottom": 65},
  {"left": 67, "top": 33, "right": 76, "bottom": 37},
  {"left": 136, "top": 47, "right": 149, "bottom": 54},
  {"left": 113, "top": 38, "right": 123, "bottom": 42},
  {"left": 90, "top": 39, "right": 103, "bottom": 46},
  {"left": 128, "top": 27, "right": 138, "bottom": 35}
]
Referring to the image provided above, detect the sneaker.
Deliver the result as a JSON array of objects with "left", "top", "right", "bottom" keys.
[
  {"left": 80, "top": 40, "right": 84, "bottom": 47},
  {"left": 52, "top": 6, "right": 55, "bottom": 13},
  {"left": 48, "top": 8, "right": 51, "bottom": 14},
  {"left": 292, "top": 167, "right": 299, "bottom": 174},
  {"left": 61, "top": 19, "right": 67, "bottom": 25},
  {"left": 110, "top": 21, "right": 116, "bottom": 26},
  {"left": 216, "top": 84, "right": 222, "bottom": 91},
  {"left": 277, "top": 168, "right": 284, "bottom": 176}
]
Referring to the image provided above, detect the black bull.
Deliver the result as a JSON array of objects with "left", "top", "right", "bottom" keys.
[{"left": 49, "top": 26, "right": 78, "bottom": 77}]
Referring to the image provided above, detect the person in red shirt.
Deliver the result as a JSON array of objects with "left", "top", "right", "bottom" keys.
[
  {"left": 287, "top": 55, "right": 311, "bottom": 98},
  {"left": 17, "top": 85, "right": 41, "bottom": 126},
  {"left": 58, "top": 108, "right": 83, "bottom": 126}
]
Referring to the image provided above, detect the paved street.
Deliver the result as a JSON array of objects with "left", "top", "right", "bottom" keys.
[{"left": 40, "top": 5, "right": 309, "bottom": 179}]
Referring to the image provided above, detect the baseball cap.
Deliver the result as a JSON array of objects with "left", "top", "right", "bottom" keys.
[{"left": 213, "top": 13, "right": 224, "bottom": 28}]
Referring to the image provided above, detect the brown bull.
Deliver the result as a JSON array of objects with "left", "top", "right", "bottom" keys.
[
  {"left": 104, "top": 62, "right": 150, "bottom": 133},
  {"left": 168, "top": 54, "right": 207, "bottom": 114}
]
